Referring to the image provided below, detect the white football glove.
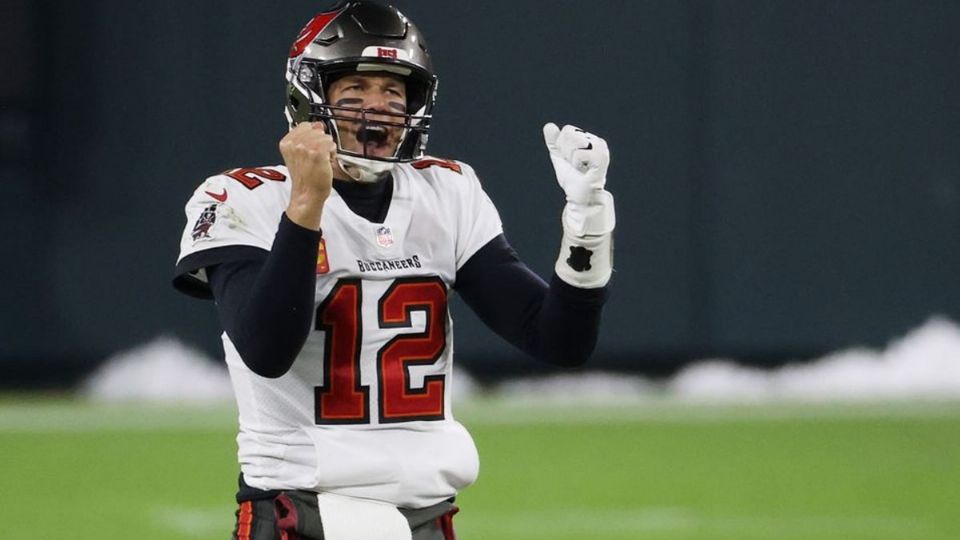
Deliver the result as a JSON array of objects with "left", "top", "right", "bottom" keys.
[
  {"left": 543, "top": 123, "right": 609, "bottom": 203},
  {"left": 543, "top": 123, "right": 615, "bottom": 288}
]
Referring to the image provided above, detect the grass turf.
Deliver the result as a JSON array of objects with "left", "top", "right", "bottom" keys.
[{"left": 1, "top": 398, "right": 958, "bottom": 539}]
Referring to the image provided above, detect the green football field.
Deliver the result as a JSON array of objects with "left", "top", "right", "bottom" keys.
[{"left": 2, "top": 396, "right": 958, "bottom": 539}]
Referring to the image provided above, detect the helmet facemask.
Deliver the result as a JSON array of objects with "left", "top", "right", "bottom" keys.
[{"left": 290, "top": 61, "right": 434, "bottom": 181}]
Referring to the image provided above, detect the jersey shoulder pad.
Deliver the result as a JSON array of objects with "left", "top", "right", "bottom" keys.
[
  {"left": 405, "top": 157, "right": 484, "bottom": 196},
  {"left": 204, "top": 165, "right": 290, "bottom": 196},
  {"left": 187, "top": 164, "right": 290, "bottom": 214},
  {"left": 408, "top": 157, "right": 473, "bottom": 178},
  {"left": 406, "top": 157, "right": 501, "bottom": 269},
  {"left": 179, "top": 165, "right": 290, "bottom": 256}
]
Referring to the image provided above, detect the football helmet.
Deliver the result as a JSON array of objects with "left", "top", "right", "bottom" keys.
[{"left": 286, "top": 1, "right": 438, "bottom": 182}]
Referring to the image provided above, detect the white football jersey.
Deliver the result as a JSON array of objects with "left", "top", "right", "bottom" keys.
[{"left": 176, "top": 158, "right": 503, "bottom": 508}]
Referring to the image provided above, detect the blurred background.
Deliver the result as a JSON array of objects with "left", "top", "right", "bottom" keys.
[
  {"left": 3, "top": 2, "right": 960, "bottom": 539},
  {"left": 2, "top": 0, "right": 958, "bottom": 388}
]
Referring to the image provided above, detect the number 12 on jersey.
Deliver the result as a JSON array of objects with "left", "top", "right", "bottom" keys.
[{"left": 314, "top": 277, "right": 448, "bottom": 425}]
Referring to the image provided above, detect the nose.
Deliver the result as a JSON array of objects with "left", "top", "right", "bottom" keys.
[
  {"left": 359, "top": 91, "right": 402, "bottom": 128},
  {"left": 362, "top": 89, "right": 392, "bottom": 113}
]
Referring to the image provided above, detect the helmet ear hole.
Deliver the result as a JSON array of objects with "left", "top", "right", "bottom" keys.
[{"left": 289, "top": 94, "right": 301, "bottom": 109}]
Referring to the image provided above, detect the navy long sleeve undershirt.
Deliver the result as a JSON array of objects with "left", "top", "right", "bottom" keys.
[
  {"left": 452, "top": 236, "right": 608, "bottom": 367},
  {"left": 209, "top": 214, "right": 321, "bottom": 378},
  {"left": 199, "top": 178, "right": 608, "bottom": 378}
]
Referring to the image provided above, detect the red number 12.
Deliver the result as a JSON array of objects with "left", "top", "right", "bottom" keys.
[{"left": 314, "top": 277, "right": 447, "bottom": 424}]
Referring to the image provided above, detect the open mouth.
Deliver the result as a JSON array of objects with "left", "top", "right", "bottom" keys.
[{"left": 356, "top": 125, "right": 390, "bottom": 147}]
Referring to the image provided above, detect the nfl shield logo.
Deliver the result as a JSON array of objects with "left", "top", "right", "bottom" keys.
[{"left": 376, "top": 226, "right": 394, "bottom": 248}]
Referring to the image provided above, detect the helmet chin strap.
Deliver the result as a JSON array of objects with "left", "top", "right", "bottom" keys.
[{"left": 336, "top": 154, "right": 396, "bottom": 183}]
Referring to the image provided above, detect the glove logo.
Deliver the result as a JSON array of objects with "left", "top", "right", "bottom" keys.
[{"left": 566, "top": 246, "right": 593, "bottom": 272}]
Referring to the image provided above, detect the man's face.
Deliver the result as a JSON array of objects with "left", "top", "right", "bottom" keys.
[{"left": 326, "top": 73, "right": 408, "bottom": 159}]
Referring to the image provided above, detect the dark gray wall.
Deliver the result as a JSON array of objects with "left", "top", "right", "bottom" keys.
[{"left": 3, "top": 1, "right": 958, "bottom": 385}]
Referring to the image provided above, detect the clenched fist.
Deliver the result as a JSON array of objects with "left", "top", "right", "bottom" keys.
[
  {"left": 542, "top": 122, "right": 615, "bottom": 238},
  {"left": 280, "top": 122, "right": 337, "bottom": 230},
  {"left": 543, "top": 122, "right": 616, "bottom": 288},
  {"left": 542, "top": 123, "right": 610, "bottom": 206}
]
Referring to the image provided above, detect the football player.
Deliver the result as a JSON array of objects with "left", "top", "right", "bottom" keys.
[{"left": 173, "top": 2, "right": 615, "bottom": 539}]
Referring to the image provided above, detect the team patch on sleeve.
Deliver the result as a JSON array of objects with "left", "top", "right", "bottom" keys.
[
  {"left": 191, "top": 203, "right": 219, "bottom": 241},
  {"left": 188, "top": 199, "right": 246, "bottom": 245}
]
